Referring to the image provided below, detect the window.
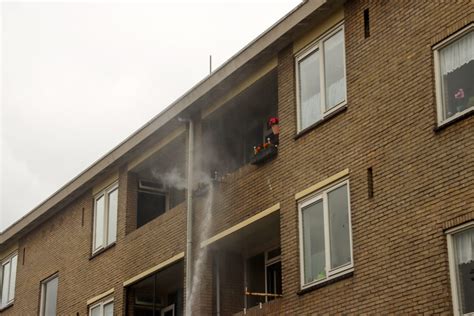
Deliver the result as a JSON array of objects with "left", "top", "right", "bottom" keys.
[
  {"left": 40, "top": 275, "right": 58, "bottom": 316},
  {"left": 89, "top": 298, "right": 114, "bottom": 316},
  {"left": 245, "top": 248, "right": 282, "bottom": 308},
  {"left": 265, "top": 248, "right": 282, "bottom": 302},
  {"left": 298, "top": 180, "right": 353, "bottom": 288},
  {"left": 0, "top": 253, "right": 17, "bottom": 308},
  {"left": 434, "top": 25, "right": 474, "bottom": 125},
  {"left": 137, "top": 179, "right": 169, "bottom": 228},
  {"left": 296, "top": 24, "right": 346, "bottom": 131},
  {"left": 93, "top": 183, "right": 118, "bottom": 253},
  {"left": 447, "top": 223, "right": 474, "bottom": 315},
  {"left": 127, "top": 261, "right": 184, "bottom": 316}
]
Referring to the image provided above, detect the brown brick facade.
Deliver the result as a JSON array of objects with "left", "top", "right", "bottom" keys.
[{"left": 1, "top": 1, "right": 473, "bottom": 315}]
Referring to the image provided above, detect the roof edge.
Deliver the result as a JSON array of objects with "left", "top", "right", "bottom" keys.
[{"left": 0, "top": 0, "right": 328, "bottom": 245}]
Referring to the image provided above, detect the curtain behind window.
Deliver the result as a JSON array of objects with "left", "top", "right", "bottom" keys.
[{"left": 440, "top": 31, "right": 474, "bottom": 75}]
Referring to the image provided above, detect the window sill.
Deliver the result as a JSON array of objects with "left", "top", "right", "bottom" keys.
[
  {"left": 294, "top": 105, "right": 347, "bottom": 140},
  {"left": 434, "top": 107, "right": 474, "bottom": 132},
  {"left": 0, "top": 302, "right": 14, "bottom": 312},
  {"left": 90, "top": 242, "right": 116, "bottom": 260},
  {"left": 297, "top": 270, "right": 353, "bottom": 296}
]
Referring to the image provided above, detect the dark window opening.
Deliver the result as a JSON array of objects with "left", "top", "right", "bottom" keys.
[
  {"left": 245, "top": 248, "right": 282, "bottom": 308},
  {"left": 266, "top": 261, "right": 282, "bottom": 302},
  {"left": 367, "top": 167, "right": 374, "bottom": 198},
  {"left": 364, "top": 9, "right": 370, "bottom": 38},
  {"left": 137, "top": 183, "right": 168, "bottom": 228},
  {"left": 246, "top": 253, "right": 266, "bottom": 307}
]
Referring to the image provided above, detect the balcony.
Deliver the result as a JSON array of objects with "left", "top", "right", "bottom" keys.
[
  {"left": 202, "top": 209, "right": 282, "bottom": 315},
  {"left": 127, "top": 133, "right": 186, "bottom": 231},
  {"left": 201, "top": 69, "right": 278, "bottom": 180}
]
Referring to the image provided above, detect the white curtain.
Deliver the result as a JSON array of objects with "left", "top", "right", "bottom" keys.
[
  {"left": 301, "top": 93, "right": 320, "bottom": 129},
  {"left": 440, "top": 31, "right": 474, "bottom": 75},
  {"left": 324, "top": 29, "right": 346, "bottom": 108},
  {"left": 455, "top": 228, "right": 474, "bottom": 264},
  {"left": 327, "top": 77, "right": 346, "bottom": 109}
]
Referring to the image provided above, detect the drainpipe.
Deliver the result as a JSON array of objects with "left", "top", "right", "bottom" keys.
[
  {"left": 179, "top": 117, "right": 194, "bottom": 313},
  {"left": 215, "top": 254, "right": 221, "bottom": 316},
  {"left": 185, "top": 119, "right": 194, "bottom": 310}
]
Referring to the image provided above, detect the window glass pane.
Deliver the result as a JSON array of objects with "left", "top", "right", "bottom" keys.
[
  {"left": 1, "top": 262, "right": 10, "bottom": 306},
  {"left": 246, "top": 253, "right": 265, "bottom": 307},
  {"left": 137, "top": 191, "right": 167, "bottom": 228},
  {"left": 107, "top": 188, "right": 118, "bottom": 245},
  {"left": 266, "top": 261, "right": 282, "bottom": 301},
  {"left": 298, "top": 50, "right": 321, "bottom": 129},
  {"left": 8, "top": 255, "right": 17, "bottom": 302},
  {"left": 324, "top": 30, "right": 346, "bottom": 110},
  {"left": 439, "top": 30, "right": 474, "bottom": 120},
  {"left": 454, "top": 228, "right": 474, "bottom": 314},
  {"left": 94, "top": 195, "right": 105, "bottom": 250},
  {"left": 104, "top": 302, "right": 114, "bottom": 316},
  {"left": 90, "top": 305, "right": 101, "bottom": 316},
  {"left": 328, "top": 184, "right": 351, "bottom": 269},
  {"left": 302, "top": 200, "right": 325, "bottom": 284},
  {"left": 44, "top": 277, "right": 58, "bottom": 316}
]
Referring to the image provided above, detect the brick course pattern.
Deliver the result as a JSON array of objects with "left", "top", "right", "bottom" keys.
[{"left": 1, "top": 1, "right": 473, "bottom": 315}]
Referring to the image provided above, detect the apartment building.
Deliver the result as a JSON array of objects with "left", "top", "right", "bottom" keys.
[{"left": 1, "top": 0, "right": 473, "bottom": 315}]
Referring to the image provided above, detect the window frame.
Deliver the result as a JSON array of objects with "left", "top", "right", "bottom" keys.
[
  {"left": 295, "top": 22, "right": 347, "bottom": 132},
  {"left": 137, "top": 179, "right": 170, "bottom": 228},
  {"left": 39, "top": 274, "right": 59, "bottom": 316},
  {"left": 89, "top": 297, "right": 114, "bottom": 316},
  {"left": 92, "top": 182, "right": 119, "bottom": 254},
  {"left": 433, "top": 24, "right": 474, "bottom": 127},
  {"left": 264, "top": 248, "right": 282, "bottom": 303},
  {"left": 298, "top": 179, "right": 354, "bottom": 289},
  {"left": 0, "top": 252, "right": 18, "bottom": 308},
  {"left": 446, "top": 221, "right": 474, "bottom": 316}
]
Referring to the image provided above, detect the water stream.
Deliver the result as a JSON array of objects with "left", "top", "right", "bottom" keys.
[{"left": 186, "top": 181, "right": 214, "bottom": 315}]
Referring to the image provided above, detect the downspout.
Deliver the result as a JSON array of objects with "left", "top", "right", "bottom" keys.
[
  {"left": 215, "top": 254, "right": 221, "bottom": 316},
  {"left": 186, "top": 119, "right": 194, "bottom": 310},
  {"left": 180, "top": 117, "right": 194, "bottom": 313}
]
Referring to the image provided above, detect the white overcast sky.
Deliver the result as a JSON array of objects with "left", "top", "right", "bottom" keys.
[{"left": 0, "top": 0, "right": 301, "bottom": 231}]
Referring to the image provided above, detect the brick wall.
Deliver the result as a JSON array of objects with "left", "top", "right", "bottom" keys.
[
  {"left": 3, "top": 167, "right": 186, "bottom": 315},
  {"left": 2, "top": 1, "right": 473, "bottom": 315}
]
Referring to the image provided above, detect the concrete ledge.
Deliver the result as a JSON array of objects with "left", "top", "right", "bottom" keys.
[
  {"left": 86, "top": 288, "right": 114, "bottom": 306},
  {"left": 201, "top": 203, "right": 280, "bottom": 248},
  {"left": 295, "top": 169, "right": 349, "bottom": 200}
]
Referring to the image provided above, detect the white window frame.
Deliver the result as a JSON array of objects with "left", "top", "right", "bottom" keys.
[
  {"left": 40, "top": 274, "right": 59, "bottom": 316},
  {"left": 295, "top": 22, "right": 347, "bottom": 132},
  {"left": 89, "top": 297, "right": 114, "bottom": 316},
  {"left": 92, "top": 182, "right": 118, "bottom": 253},
  {"left": 264, "top": 248, "right": 281, "bottom": 303},
  {"left": 0, "top": 252, "right": 18, "bottom": 308},
  {"left": 298, "top": 179, "right": 354, "bottom": 289},
  {"left": 446, "top": 221, "right": 474, "bottom": 316},
  {"left": 433, "top": 24, "right": 474, "bottom": 126},
  {"left": 161, "top": 304, "right": 175, "bottom": 316}
]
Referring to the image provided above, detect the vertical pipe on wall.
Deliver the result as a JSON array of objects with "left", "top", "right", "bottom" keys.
[
  {"left": 215, "top": 254, "right": 221, "bottom": 316},
  {"left": 184, "top": 118, "right": 194, "bottom": 314}
]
